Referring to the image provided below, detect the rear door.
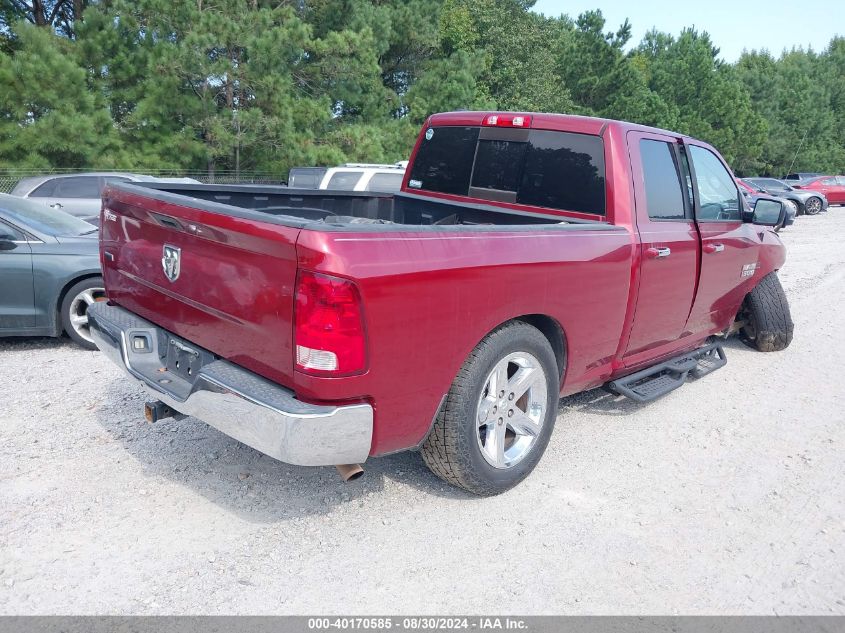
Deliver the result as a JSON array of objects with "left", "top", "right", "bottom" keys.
[
  {"left": 0, "top": 219, "right": 35, "bottom": 329},
  {"left": 623, "top": 132, "right": 700, "bottom": 363},
  {"left": 684, "top": 143, "right": 760, "bottom": 334}
]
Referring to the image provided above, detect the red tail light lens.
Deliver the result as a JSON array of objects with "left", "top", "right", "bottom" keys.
[{"left": 294, "top": 271, "right": 367, "bottom": 376}]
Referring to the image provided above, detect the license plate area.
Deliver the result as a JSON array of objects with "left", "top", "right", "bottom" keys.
[{"left": 165, "top": 338, "right": 203, "bottom": 382}]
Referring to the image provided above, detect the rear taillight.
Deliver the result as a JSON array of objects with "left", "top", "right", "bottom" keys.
[
  {"left": 294, "top": 271, "right": 366, "bottom": 376},
  {"left": 483, "top": 114, "right": 532, "bottom": 128}
]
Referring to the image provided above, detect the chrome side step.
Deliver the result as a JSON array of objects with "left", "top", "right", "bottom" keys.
[{"left": 608, "top": 342, "right": 727, "bottom": 403}]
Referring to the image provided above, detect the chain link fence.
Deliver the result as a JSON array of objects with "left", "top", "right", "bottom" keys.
[{"left": 0, "top": 169, "right": 286, "bottom": 193}]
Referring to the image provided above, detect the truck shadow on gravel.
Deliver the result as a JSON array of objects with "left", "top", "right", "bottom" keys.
[{"left": 93, "top": 379, "right": 474, "bottom": 521}]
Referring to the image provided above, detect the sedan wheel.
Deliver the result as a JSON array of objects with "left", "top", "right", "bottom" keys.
[
  {"left": 60, "top": 277, "right": 107, "bottom": 350},
  {"left": 805, "top": 197, "right": 822, "bottom": 215},
  {"left": 68, "top": 288, "right": 106, "bottom": 342}
]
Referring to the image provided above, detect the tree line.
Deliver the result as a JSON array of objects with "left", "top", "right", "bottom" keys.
[{"left": 1, "top": 0, "right": 843, "bottom": 178}]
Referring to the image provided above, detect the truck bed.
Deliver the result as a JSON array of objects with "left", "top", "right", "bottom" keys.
[
  {"left": 120, "top": 182, "right": 607, "bottom": 229},
  {"left": 101, "top": 181, "right": 633, "bottom": 454}
]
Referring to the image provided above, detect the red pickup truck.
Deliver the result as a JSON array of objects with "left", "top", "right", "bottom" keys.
[{"left": 88, "top": 111, "right": 794, "bottom": 495}]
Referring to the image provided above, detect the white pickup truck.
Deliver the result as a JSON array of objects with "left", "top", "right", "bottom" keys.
[{"left": 288, "top": 162, "right": 407, "bottom": 192}]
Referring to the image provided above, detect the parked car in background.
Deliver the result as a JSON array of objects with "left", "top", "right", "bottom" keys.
[
  {"left": 9, "top": 173, "right": 201, "bottom": 224},
  {"left": 313, "top": 162, "right": 408, "bottom": 192},
  {"left": 737, "top": 179, "right": 796, "bottom": 228},
  {"left": 744, "top": 177, "right": 828, "bottom": 215},
  {"left": 288, "top": 167, "right": 327, "bottom": 189},
  {"left": 0, "top": 193, "right": 104, "bottom": 350},
  {"left": 288, "top": 163, "right": 407, "bottom": 192},
  {"left": 793, "top": 175, "right": 845, "bottom": 205},
  {"left": 783, "top": 172, "right": 823, "bottom": 184}
]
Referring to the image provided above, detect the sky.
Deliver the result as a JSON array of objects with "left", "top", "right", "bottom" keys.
[{"left": 531, "top": 0, "right": 840, "bottom": 62}]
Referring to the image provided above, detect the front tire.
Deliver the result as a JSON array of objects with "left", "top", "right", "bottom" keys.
[
  {"left": 738, "top": 272, "right": 794, "bottom": 352},
  {"left": 60, "top": 276, "right": 107, "bottom": 350},
  {"left": 421, "top": 321, "right": 559, "bottom": 496}
]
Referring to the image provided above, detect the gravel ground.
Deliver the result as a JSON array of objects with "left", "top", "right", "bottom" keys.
[{"left": 1, "top": 210, "right": 844, "bottom": 615}]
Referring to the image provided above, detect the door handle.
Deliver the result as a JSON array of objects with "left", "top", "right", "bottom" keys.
[
  {"left": 49, "top": 202, "right": 63, "bottom": 209},
  {"left": 645, "top": 246, "right": 671, "bottom": 259},
  {"left": 704, "top": 243, "right": 725, "bottom": 254}
]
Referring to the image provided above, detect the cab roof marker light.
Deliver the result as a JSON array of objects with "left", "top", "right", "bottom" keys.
[{"left": 483, "top": 114, "right": 532, "bottom": 128}]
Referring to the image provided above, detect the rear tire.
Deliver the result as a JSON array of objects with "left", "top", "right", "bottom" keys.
[
  {"left": 738, "top": 272, "right": 793, "bottom": 352},
  {"left": 804, "top": 196, "right": 822, "bottom": 215},
  {"left": 421, "top": 321, "right": 559, "bottom": 496},
  {"left": 60, "top": 276, "right": 106, "bottom": 350}
]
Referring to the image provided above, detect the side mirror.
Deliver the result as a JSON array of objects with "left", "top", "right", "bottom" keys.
[
  {"left": 751, "top": 198, "right": 786, "bottom": 227},
  {"left": 0, "top": 234, "right": 18, "bottom": 251}
]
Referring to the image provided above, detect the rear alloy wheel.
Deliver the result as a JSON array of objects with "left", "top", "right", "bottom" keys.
[
  {"left": 60, "top": 277, "right": 107, "bottom": 350},
  {"left": 421, "top": 321, "right": 558, "bottom": 495},
  {"left": 475, "top": 352, "right": 548, "bottom": 469},
  {"left": 804, "top": 196, "right": 822, "bottom": 215}
]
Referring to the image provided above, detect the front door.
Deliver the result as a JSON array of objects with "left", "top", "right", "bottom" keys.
[
  {"left": 0, "top": 219, "right": 35, "bottom": 329},
  {"left": 685, "top": 143, "right": 760, "bottom": 334},
  {"left": 623, "top": 132, "right": 700, "bottom": 364}
]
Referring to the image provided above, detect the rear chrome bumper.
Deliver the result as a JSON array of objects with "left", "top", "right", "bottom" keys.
[{"left": 87, "top": 303, "right": 373, "bottom": 466}]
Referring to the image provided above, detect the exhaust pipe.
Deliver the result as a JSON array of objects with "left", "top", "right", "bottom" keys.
[
  {"left": 335, "top": 464, "right": 364, "bottom": 482},
  {"left": 143, "top": 400, "right": 186, "bottom": 423}
]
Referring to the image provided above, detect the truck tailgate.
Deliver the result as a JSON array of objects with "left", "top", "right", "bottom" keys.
[{"left": 100, "top": 186, "right": 301, "bottom": 388}]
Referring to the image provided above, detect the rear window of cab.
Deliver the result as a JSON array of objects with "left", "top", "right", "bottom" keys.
[{"left": 407, "top": 125, "right": 606, "bottom": 216}]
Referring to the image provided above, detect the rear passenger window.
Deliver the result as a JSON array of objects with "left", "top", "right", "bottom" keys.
[
  {"left": 55, "top": 176, "right": 100, "bottom": 198},
  {"left": 365, "top": 172, "right": 404, "bottom": 192},
  {"left": 517, "top": 130, "right": 605, "bottom": 215},
  {"left": 639, "top": 140, "right": 686, "bottom": 220},
  {"left": 326, "top": 171, "right": 364, "bottom": 191}
]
